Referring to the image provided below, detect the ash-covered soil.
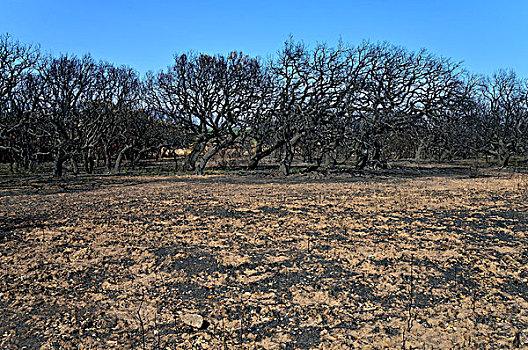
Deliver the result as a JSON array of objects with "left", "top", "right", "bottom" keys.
[{"left": 1, "top": 171, "right": 528, "bottom": 349}]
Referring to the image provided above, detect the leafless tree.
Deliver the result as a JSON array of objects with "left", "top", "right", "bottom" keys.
[
  {"left": 0, "top": 34, "right": 41, "bottom": 170},
  {"left": 343, "top": 42, "right": 472, "bottom": 168},
  {"left": 85, "top": 62, "right": 145, "bottom": 173},
  {"left": 246, "top": 39, "right": 351, "bottom": 175},
  {"left": 478, "top": 70, "right": 528, "bottom": 167},
  {"left": 39, "top": 54, "right": 97, "bottom": 176},
  {"left": 149, "top": 51, "right": 265, "bottom": 174},
  {"left": 1, "top": 34, "right": 527, "bottom": 176}
]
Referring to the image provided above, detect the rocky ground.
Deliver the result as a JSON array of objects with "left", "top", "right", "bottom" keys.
[{"left": 1, "top": 167, "right": 528, "bottom": 349}]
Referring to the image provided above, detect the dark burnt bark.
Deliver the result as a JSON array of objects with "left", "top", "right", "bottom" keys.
[
  {"left": 53, "top": 150, "right": 70, "bottom": 177},
  {"left": 113, "top": 144, "right": 132, "bottom": 174}
]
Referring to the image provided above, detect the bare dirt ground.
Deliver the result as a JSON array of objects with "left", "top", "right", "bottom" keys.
[{"left": 1, "top": 167, "right": 528, "bottom": 349}]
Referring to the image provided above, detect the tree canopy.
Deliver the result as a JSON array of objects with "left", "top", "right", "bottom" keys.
[{"left": 1, "top": 34, "right": 527, "bottom": 176}]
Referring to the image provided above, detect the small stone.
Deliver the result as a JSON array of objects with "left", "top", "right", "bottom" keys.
[{"left": 181, "top": 313, "right": 204, "bottom": 329}]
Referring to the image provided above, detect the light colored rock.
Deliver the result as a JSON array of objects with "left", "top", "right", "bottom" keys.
[{"left": 181, "top": 313, "right": 204, "bottom": 329}]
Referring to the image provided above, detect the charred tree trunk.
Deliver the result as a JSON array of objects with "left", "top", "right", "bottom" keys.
[
  {"left": 70, "top": 157, "right": 79, "bottom": 175},
  {"left": 195, "top": 145, "right": 219, "bottom": 175},
  {"left": 113, "top": 144, "right": 132, "bottom": 174},
  {"left": 414, "top": 140, "right": 425, "bottom": 162},
  {"left": 132, "top": 146, "right": 156, "bottom": 168},
  {"left": 279, "top": 144, "right": 294, "bottom": 176},
  {"left": 500, "top": 153, "right": 511, "bottom": 168},
  {"left": 278, "top": 132, "right": 304, "bottom": 176},
  {"left": 53, "top": 150, "right": 70, "bottom": 178},
  {"left": 195, "top": 135, "right": 236, "bottom": 175},
  {"left": 184, "top": 140, "right": 207, "bottom": 172},
  {"left": 371, "top": 142, "right": 387, "bottom": 169},
  {"left": 83, "top": 149, "right": 94, "bottom": 174},
  {"left": 104, "top": 144, "right": 112, "bottom": 173},
  {"left": 247, "top": 140, "right": 285, "bottom": 170},
  {"left": 355, "top": 148, "right": 368, "bottom": 170},
  {"left": 321, "top": 151, "right": 336, "bottom": 171}
]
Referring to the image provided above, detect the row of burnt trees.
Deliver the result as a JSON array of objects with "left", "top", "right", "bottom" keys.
[
  {"left": 149, "top": 39, "right": 528, "bottom": 173},
  {"left": 0, "top": 34, "right": 188, "bottom": 176},
  {"left": 1, "top": 34, "right": 527, "bottom": 176}
]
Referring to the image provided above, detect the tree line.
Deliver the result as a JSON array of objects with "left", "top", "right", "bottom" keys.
[{"left": 1, "top": 34, "right": 527, "bottom": 176}]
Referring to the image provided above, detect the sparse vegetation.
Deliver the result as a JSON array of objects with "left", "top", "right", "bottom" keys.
[{"left": 1, "top": 167, "right": 527, "bottom": 348}]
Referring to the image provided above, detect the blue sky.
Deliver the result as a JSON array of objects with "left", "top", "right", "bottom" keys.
[{"left": 2, "top": 0, "right": 528, "bottom": 77}]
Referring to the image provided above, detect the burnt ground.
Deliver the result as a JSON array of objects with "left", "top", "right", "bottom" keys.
[{"left": 1, "top": 168, "right": 528, "bottom": 349}]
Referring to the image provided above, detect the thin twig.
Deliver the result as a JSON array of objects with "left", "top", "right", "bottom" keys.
[
  {"left": 154, "top": 310, "right": 161, "bottom": 350},
  {"left": 137, "top": 291, "right": 147, "bottom": 350},
  {"left": 402, "top": 254, "right": 415, "bottom": 350},
  {"left": 407, "top": 254, "right": 414, "bottom": 333}
]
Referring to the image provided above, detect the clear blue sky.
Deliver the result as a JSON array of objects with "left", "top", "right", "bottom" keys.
[{"left": 2, "top": 0, "right": 528, "bottom": 77}]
